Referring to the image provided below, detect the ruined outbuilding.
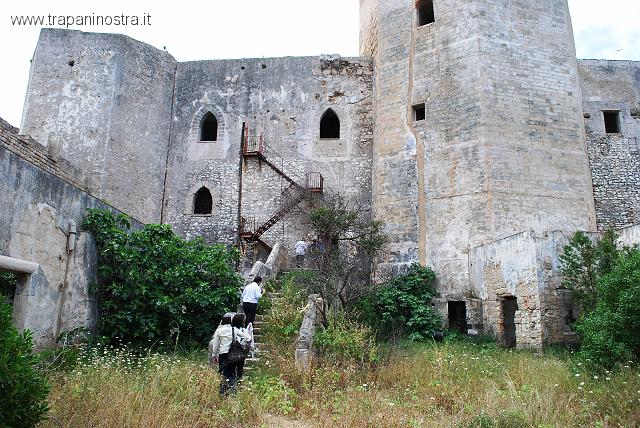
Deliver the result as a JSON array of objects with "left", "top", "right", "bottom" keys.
[{"left": 2, "top": 0, "right": 640, "bottom": 349}]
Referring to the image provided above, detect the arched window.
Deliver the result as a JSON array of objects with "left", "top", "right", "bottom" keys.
[
  {"left": 200, "top": 112, "right": 218, "bottom": 142},
  {"left": 193, "top": 187, "right": 213, "bottom": 214},
  {"left": 417, "top": 0, "right": 435, "bottom": 27},
  {"left": 320, "top": 109, "right": 340, "bottom": 139}
]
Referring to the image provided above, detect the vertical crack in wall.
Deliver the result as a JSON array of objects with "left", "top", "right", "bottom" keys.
[
  {"left": 406, "top": 17, "right": 427, "bottom": 266},
  {"left": 160, "top": 62, "right": 179, "bottom": 224}
]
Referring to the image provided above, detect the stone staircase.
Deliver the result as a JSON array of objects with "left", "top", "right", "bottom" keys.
[{"left": 245, "top": 291, "right": 281, "bottom": 369}]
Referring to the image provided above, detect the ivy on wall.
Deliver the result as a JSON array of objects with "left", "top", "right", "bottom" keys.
[{"left": 84, "top": 209, "right": 241, "bottom": 347}]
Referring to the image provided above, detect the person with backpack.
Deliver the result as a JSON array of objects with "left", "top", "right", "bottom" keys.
[{"left": 208, "top": 313, "right": 251, "bottom": 395}]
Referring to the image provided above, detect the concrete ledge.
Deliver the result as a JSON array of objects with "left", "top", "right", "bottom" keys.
[{"left": 0, "top": 255, "right": 39, "bottom": 274}]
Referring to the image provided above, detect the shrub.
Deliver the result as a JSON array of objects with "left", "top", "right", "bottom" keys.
[
  {"left": 314, "top": 314, "right": 378, "bottom": 366},
  {"left": 559, "top": 229, "right": 620, "bottom": 309},
  {"left": 0, "top": 300, "right": 49, "bottom": 427},
  {"left": 84, "top": 208, "right": 241, "bottom": 347},
  {"left": 356, "top": 263, "right": 443, "bottom": 340},
  {"left": 262, "top": 272, "right": 307, "bottom": 347},
  {"left": 574, "top": 248, "right": 640, "bottom": 369}
]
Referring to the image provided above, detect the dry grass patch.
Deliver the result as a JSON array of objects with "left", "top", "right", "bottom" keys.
[{"left": 39, "top": 342, "right": 640, "bottom": 427}]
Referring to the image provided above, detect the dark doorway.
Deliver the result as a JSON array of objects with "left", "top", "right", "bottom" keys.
[
  {"left": 448, "top": 301, "right": 467, "bottom": 334},
  {"left": 502, "top": 297, "right": 518, "bottom": 348}
]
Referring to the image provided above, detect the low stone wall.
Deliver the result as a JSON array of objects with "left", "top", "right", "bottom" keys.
[
  {"left": 243, "top": 242, "right": 287, "bottom": 285},
  {"left": 295, "top": 294, "right": 324, "bottom": 372}
]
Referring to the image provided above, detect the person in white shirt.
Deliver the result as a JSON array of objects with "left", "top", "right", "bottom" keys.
[
  {"left": 209, "top": 313, "right": 251, "bottom": 395},
  {"left": 241, "top": 276, "right": 264, "bottom": 327},
  {"left": 294, "top": 238, "right": 308, "bottom": 267}
]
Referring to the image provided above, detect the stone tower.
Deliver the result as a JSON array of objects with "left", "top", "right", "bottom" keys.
[{"left": 360, "top": 0, "right": 597, "bottom": 295}]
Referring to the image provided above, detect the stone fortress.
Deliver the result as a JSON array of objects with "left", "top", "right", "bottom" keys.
[{"left": 1, "top": 0, "right": 639, "bottom": 350}]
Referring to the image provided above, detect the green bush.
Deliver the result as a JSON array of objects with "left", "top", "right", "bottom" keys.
[
  {"left": 356, "top": 264, "right": 443, "bottom": 340},
  {"left": 574, "top": 248, "right": 640, "bottom": 369},
  {"left": 0, "top": 300, "right": 49, "bottom": 427},
  {"left": 84, "top": 208, "right": 242, "bottom": 347},
  {"left": 314, "top": 315, "right": 378, "bottom": 366},
  {"left": 560, "top": 229, "right": 620, "bottom": 309}
]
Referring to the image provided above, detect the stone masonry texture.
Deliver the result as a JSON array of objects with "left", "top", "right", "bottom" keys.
[
  {"left": 7, "top": 0, "right": 640, "bottom": 349},
  {"left": 579, "top": 60, "right": 640, "bottom": 229}
]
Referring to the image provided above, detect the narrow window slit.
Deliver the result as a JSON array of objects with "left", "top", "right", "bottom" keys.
[{"left": 413, "top": 103, "right": 426, "bottom": 121}]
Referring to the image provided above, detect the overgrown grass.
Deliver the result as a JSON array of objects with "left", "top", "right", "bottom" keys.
[{"left": 39, "top": 340, "right": 640, "bottom": 427}]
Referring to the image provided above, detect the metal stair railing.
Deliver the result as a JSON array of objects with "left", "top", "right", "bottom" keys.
[{"left": 240, "top": 124, "right": 325, "bottom": 244}]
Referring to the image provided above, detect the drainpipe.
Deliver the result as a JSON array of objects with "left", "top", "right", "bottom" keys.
[{"left": 55, "top": 220, "right": 76, "bottom": 345}]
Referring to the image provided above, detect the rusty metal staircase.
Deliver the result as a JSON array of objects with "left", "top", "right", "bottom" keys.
[{"left": 239, "top": 123, "right": 324, "bottom": 251}]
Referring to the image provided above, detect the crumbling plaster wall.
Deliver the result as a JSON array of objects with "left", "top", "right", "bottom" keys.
[
  {"left": 359, "top": 0, "right": 596, "bottom": 295},
  {"left": 163, "top": 55, "right": 373, "bottom": 255},
  {"left": 20, "top": 29, "right": 176, "bottom": 224},
  {"left": 579, "top": 60, "right": 640, "bottom": 229},
  {"left": 1, "top": 119, "right": 140, "bottom": 348}
]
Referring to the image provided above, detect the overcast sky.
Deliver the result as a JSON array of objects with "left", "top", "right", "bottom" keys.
[{"left": 1, "top": 0, "right": 638, "bottom": 127}]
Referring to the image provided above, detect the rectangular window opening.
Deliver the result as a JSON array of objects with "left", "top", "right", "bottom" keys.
[
  {"left": 417, "top": 0, "right": 435, "bottom": 27},
  {"left": 413, "top": 103, "right": 426, "bottom": 121},
  {"left": 603, "top": 111, "right": 620, "bottom": 134}
]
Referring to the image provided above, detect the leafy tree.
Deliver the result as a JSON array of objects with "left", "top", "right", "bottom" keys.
[
  {"left": 0, "top": 300, "right": 49, "bottom": 427},
  {"left": 559, "top": 229, "right": 620, "bottom": 310},
  {"left": 84, "top": 209, "right": 241, "bottom": 347},
  {"left": 356, "top": 264, "right": 443, "bottom": 341},
  {"left": 305, "top": 192, "right": 386, "bottom": 312}
]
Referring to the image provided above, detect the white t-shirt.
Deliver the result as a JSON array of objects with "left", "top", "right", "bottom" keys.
[
  {"left": 242, "top": 281, "right": 263, "bottom": 304},
  {"left": 295, "top": 240, "right": 308, "bottom": 256}
]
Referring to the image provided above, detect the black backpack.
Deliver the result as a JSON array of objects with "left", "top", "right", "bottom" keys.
[{"left": 227, "top": 327, "right": 250, "bottom": 363}]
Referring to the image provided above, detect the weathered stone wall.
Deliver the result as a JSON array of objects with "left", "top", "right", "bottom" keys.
[
  {"left": 20, "top": 29, "right": 176, "bottom": 224},
  {"left": 163, "top": 55, "right": 373, "bottom": 257},
  {"left": 579, "top": 60, "right": 640, "bottom": 229},
  {"left": 470, "top": 231, "right": 578, "bottom": 350},
  {"left": 360, "top": 0, "right": 596, "bottom": 292},
  {"left": 0, "top": 118, "right": 140, "bottom": 348},
  {"left": 618, "top": 223, "right": 640, "bottom": 247}
]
